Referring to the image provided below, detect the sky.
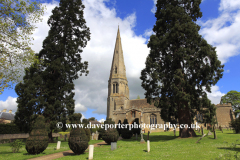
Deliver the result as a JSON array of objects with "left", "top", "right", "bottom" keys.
[{"left": 1, "top": 0, "right": 240, "bottom": 122}]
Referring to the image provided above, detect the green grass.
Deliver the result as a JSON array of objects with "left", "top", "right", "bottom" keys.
[
  {"left": 0, "top": 138, "right": 103, "bottom": 160},
  {"left": 55, "top": 130, "right": 240, "bottom": 160}
]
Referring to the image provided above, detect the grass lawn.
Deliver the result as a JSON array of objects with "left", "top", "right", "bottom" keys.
[
  {"left": 55, "top": 129, "right": 240, "bottom": 160},
  {"left": 0, "top": 138, "right": 103, "bottom": 160}
]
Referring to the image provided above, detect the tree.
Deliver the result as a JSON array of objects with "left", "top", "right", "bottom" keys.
[
  {"left": 0, "top": 0, "right": 45, "bottom": 94},
  {"left": 220, "top": 90, "right": 240, "bottom": 116},
  {"left": 39, "top": 0, "right": 90, "bottom": 141},
  {"left": 14, "top": 63, "right": 44, "bottom": 133},
  {"left": 15, "top": 0, "right": 90, "bottom": 141},
  {"left": 140, "top": 0, "right": 224, "bottom": 138},
  {"left": 137, "top": 95, "right": 140, "bottom": 99}
]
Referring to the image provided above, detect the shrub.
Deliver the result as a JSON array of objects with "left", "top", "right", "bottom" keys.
[
  {"left": 25, "top": 115, "right": 48, "bottom": 154},
  {"left": 102, "top": 128, "right": 119, "bottom": 145},
  {"left": 116, "top": 120, "right": 121, "bottom": 136},
  {"left": 230, "top": 117, "right": 240, "bottom": 133},
  {"left": 68, "top": 128, "right": 88, "bottom": 155},
  {"left": 121, "top": 119, "right": 133, "bottom": 139},
  {"left": 0, "top": 123, "right": 22, "bottom": 134},
  {"left": 10, "top": 139, "right": 23, "bottom": 153},
  {"left": 84, "top": 128, "right": 91, "bottom": 142},
  {"left": 99, "top": 118, "right": 115, "bottom": 140},
  {"left": 132, "top": 118, "right": 141, "bottom": 135}
]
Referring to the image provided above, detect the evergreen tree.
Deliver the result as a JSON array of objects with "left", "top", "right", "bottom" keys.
[
  {"left": 14, "top": 63, "right": 45, "bottom": 133},
  {"left": 140, "top": 0, "right": 224, "bottom": 138},
  {"left": 15, "top": 0, "right": 90, "bottom": 141}
]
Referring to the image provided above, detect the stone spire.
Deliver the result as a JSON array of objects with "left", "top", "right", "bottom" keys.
[
  {"left": 109, "top": 26, "right": 127, "bottom": 80},
  {"left": 107, "top": 26, "right": 129, "bottom": 120}
]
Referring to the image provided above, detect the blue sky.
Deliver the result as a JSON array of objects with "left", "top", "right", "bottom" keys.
[{"left": 1, "top": 0, "right": 240, "bottom": 122}]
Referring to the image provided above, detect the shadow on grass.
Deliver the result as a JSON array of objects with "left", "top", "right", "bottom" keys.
[{"left": 217, "top": 147, "right": 240, "bottom": 152}]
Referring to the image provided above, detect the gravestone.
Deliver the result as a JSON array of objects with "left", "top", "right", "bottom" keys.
[
  {"left": 111, "top": 142, "right": 117, "bottom": 151},
  {"left": 56, "top": 141, "right": 61, "bottom": 150},
  {"left": 140, "top": 129, "right": 145, "bottom": 144},
  {"left": 136, "top": 133, "right": 138, "bottom": 140},
  {"left": 60, "top": 134, "right": 63, "bottom": 139},
  {"left": 147, "top": 140, "right": 150, "bottom": 152},
  {"left": 201, "top": 126, "right": 203, "bottom": 135},
  {"left": 174, "top": 129, "right": 176, "bottom": 136},
  {"left": 89, "top": 145, "right": 94, "bottom": 160},
  {"left": 92, "top": 133, "right": 95, "bottom": 140},
  {"left": 196, "top": 134, "right": 206, "bottom": 143},
  {"left": 147, "top": 131, "right": 150, "bottom": 140},
  {"left": 207, "top": 131, "right": 213, "bottom": 136},
  {"left": 64, "top": 134, "right": 67, "bottom": 141}
]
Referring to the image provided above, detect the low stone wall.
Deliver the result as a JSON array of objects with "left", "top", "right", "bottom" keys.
[{"left": 0, "top": 133, "right": 60, "bottom": 140}]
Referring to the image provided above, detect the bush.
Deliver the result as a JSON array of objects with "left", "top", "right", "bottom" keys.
[
  {"left": 116, "top": 120, "right": 121, "bottom": 136},
  {"left": 68, "top": 128, "right": 88, "bottom": 155},
  {"left": 25, "top": 115, "right": 49, "bottom": 154},
  {"left": 10, "top": 139, "right": 23, "bottom": 153},
  {"left": 0, "top": 123, "right": 23, "bottom": 134},
  {"left": 99, "top": 118, "right": 115, "bottom": 140},
  {"left": 84, "top": 128, "right": 91, "bottom": 142},
  {"left": 102, "top": 128, "right": 119, "bottom": 145},
  {"left": 121, "top": 119, "right": 133, "bottom": 139},
  {"left": 132, "top": 118, "right": 141, "bottom": 135},
  {"left": 230, "top": 117, "right": 240, "bottom": 133}
]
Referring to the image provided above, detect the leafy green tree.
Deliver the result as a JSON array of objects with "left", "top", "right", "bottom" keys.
[
  {"left": 137, "top": 95, "right": 140, "bottom": 99},
  {"left": 221, "top": 90, "right": 240, "bottom": 116},
  {"left": 140, "top": 0, "right": 224, "bottom": 138},
  {"left": 0, "top": 0, "right": 45, "bottom": 94}
]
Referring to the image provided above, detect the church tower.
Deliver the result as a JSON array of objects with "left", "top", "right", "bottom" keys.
[{"left": 107, "top": 26, "right": 129, "bottom": 121}]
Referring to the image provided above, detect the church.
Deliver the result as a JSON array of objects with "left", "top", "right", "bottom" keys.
[{"left": 106, "top": 27, "right": 235, "bottom": 132}]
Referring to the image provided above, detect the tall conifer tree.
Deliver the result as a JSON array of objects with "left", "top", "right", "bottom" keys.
[
  {"left": 140, "top": 0, "right": 224, "bottom": 137},
  {"left": 14, "top": 0, "right": 90, "bottom": 141},
  {"left": 38, "top": 0, "right": 90, "bottom": 141}
]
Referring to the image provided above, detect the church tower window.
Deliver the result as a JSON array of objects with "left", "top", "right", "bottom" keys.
[
  {"left": 115, "top": 66, "right": 117, "bottom": 74},
  {"left": 113, "top": 84, "right": 115, "bottom": 93},
  {"left": 116, "top": 83, "right": 118, "bottom": 93}
]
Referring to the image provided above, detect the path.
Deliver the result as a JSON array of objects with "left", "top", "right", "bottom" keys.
[{"left": 27, "top": 141, "right": 107, "bottom": 160}]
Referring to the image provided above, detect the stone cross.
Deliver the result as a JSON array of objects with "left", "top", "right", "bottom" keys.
[{"left": 140, "top": 129, "right": 145, "bottom": 143}]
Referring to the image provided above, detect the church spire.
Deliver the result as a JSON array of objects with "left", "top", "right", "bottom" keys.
[{"left": 109, "top": 26, "right": 127, "bottom": 80}]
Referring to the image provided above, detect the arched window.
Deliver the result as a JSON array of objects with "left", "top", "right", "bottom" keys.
[
  {"left": 150, "top": 114, "right": 157, "bottom": 126},
  {"left": 113, "top": 84, "right": 115, "bottom": 93},
  {"left": 114, "top": 103, "right": 116, "bottom": 110},
  {"left": 132, "top": 111, "right": 136, "bottom": 118},
  {"left": 116, "top": 83, "right": 118, "bottom": 93}
]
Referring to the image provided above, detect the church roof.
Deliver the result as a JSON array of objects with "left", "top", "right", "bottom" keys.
[
  {"left": 127, "top": 99, "right": 156, "bottom": 109},
  {"left": 0, "top": 112, "right": 15, "bottom": 121}
]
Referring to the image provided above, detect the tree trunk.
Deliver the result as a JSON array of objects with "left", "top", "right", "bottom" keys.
[
  {"left": 48, "top": 131, "right": 54, "bottom": 143},
  {"left": 178, "top": 102, "right": 197, "bottom": 138}
]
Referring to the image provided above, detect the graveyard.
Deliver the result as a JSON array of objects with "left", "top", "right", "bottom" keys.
[{"left": 0, "top": 129, "right": 239, "bottom": 160}]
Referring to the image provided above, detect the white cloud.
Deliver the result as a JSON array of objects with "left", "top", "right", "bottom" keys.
[
  {"left": 205, "top": 86, "right": 225, "bottom": 105},
  {"left": 0, "top": 96, "right": 17, "bottom": 113},
  {"left": 199, "top": 3, "right": 240, "bottom": 64},
  {"left": 75, "top": 103, "right": 88, "bottom": 112},
  {"left": 219, "top": 0, "right": 240, "bottom": 12},
  {"left": 151, "top": 0, "right": 157, "bottom": 14}
]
